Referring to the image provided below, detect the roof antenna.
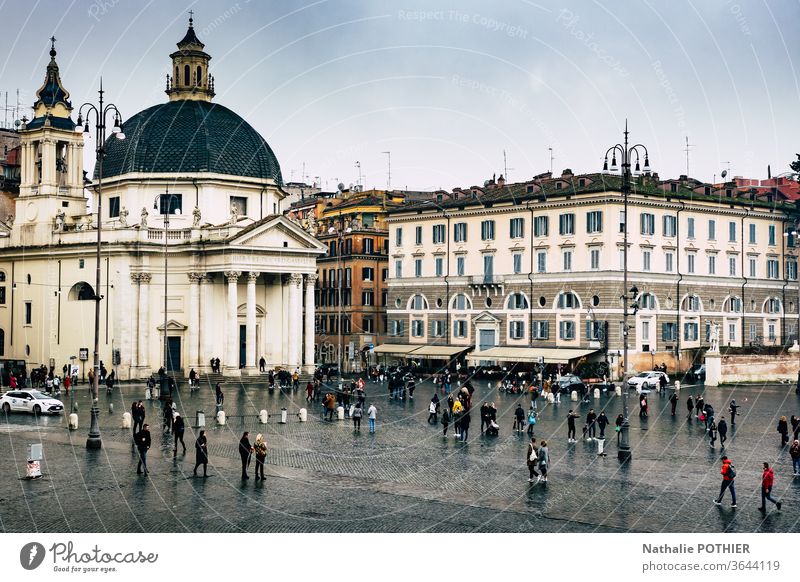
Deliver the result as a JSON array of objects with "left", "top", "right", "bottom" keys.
[{"left": 683, "top": 136, "right": 694, "bottom": 176}]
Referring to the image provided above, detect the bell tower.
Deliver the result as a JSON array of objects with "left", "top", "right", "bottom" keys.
[
  {"left": 15, "top": 37, "right": 87, "bottom": 242},
  {"left": 165, "top": 13, "right": 215, "bottom": 102}
]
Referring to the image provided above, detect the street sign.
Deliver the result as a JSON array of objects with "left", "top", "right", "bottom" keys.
[{"left": 78, "top": 348, "right": 89, "bottom": 361}]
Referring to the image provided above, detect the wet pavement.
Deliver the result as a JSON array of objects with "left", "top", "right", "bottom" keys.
[{"left": 2, "top": 377, "right": 800, "bottom": 533}]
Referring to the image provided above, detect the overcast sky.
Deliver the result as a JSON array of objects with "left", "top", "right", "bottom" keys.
[{"left": 2, "top": 0, "right": 798, "bottom": 190}]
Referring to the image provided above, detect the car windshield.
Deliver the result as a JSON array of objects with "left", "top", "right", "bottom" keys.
[
  {"left": 29, "top": 391, "right": 52, "bottom": 400},
  {"left": 635, "top": 372, "right": 649, "bottom": 378}
]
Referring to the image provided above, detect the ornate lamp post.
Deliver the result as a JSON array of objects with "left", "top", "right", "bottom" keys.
[
  {"left": 75, "top": 81, "right": 125, "bottom": 450},
  {"left": 603, "top": 121, "right": 650, "bottom": 462}
]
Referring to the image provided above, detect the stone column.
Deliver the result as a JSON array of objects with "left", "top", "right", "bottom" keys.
[
  {"left": 187, "top": 272, "right": 202, "bottom": 371},
  {"left": 304, "top": 274, "right": 317, "bottom": 372},
  {"left": 245, "top": 272, "right": 259, "bottom": 373},
  {"left": 137, "top": 273, "right": 151, "bottom": 373},
  {"left": 130, "top": 273, "right": 140, "bottom": 372},
  {"left": 224, "top": 271, "right": 241, "bottom": 374},
  {"left": 287, "top": 273, "right": 303, "bottom": 368},
  {"left": 200, "top": 274, "right": 213, "bottom": 371}
]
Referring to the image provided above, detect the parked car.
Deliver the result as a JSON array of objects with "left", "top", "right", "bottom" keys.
[
  {"left": 1, "top": 390, "right": 64, "bottom": 415},
  {"left": 557, "top": 374, "right": 586, "bottom": 394},
  {"left": 627, "top": 371, "right": 669, "bottom": 392},
  {"left": 686, "top": 364, "right": 706, "bottom": 383}
]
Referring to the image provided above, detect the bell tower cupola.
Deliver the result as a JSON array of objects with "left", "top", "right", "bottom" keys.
[{"left": 165, "top": 12, "right": 215, "bottom": 102}]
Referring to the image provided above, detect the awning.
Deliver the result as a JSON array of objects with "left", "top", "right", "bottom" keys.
[
  {"left": 466, "top": 347, "right": 598, "bottom": 365},
  {"left": 372, "top": 344, "right": 421, "bottom": 356},
  {"left": 405, "top": 345, "right": 472, "bottom": 359}
]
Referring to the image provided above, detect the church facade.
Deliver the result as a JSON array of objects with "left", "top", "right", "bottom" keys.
[{"left": 0, "top": 21, "right": 325, "bottom": 379}]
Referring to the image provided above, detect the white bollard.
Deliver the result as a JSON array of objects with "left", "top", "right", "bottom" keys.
[
  {"left": 615, "top": 385, "right": 622, "bottom": 396},
  {"left": 280, "top": 408, "right": 288, "bottom": 424},
  {"left": 593, "top": 388, "right": 600, "bottom": 399},
  {"left": 108, "top": 402, "right": 114, "bottom": 414},
  {"left": 122, "top": 412, "right": 132, "bottom": 428},
  {"left": 674, "top": 380, "right": 681, "bottom": 392},
  {"left": 597, "top": 438, "right": 606, "bottom": 456},
  {"left": 68, "top": 413, "right": 79, "bottom": 430},
  {"left": 547, "top": 392, "right": 555, "bottom": 403},
  {"left": 217, "top": 410, "right": 226, "bottom": 425},
  {"left": 259, "top": 410, "right": 268, "bottom": 424},
  {"left": 337, "top": 406, "right": 345, "bottom": 420},
  {"left": 571, "top": 390, "right": 578, "bottom": 402},
  {"left": 298, "top": 408, "right": 307, "bottom": 422},
  {"left": 145, "top": 388, "right": 151, "bottom": 400}
]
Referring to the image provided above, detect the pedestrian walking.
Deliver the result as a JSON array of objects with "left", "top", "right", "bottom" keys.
[
  {"left": 253, "top": 434, "right": 267, "bottom": 480},
  {"left": 686, "top": 395, "right": 694, "bottom": 419},
  {"left": 713, "top": 456, "right": 737, "bottom": 508},
  {"left": 513, "top": 404, "right": 525, "bottom": 432},
  {"left": 215, "top": 383, "right": 224, "bottom": 406},
  {"left": 790, "top": 439, "right": 800, "bottom": 476},
  {"left": 586, "top": 409, "right": 597, "bottom": 439},
  {"left": 193, "top": 430, "right": 209, "bottom": 477},
  {"left": 441, "top": 407, "right": 450, "bottom": 437},
  {"left": 367, "top": 403, "right": 377, "bottom": 433},
  {"left": 639, "top": 395, "right": 648, "bottom": 418},
  {"left": 428, "top": 400, "right": 439, "bottom": 424},
  {"left": 728, "top": 399, "right": 739, "bottom": 425},
  {"left": 526, "top": 437, "right": 540, "bottom": 483},
  {"left": 759, "top": 462, "right": 782, "bottom": 511},
  {"left": 526, "top": 407, "right": 537, "bottom": 436},
  {"left": 172, "top": 413, "right": 186, "bottom": 454},
  {"left": 669, "top": 392, "right": 678, "bottom": 416},
  {"left": 460, "top": 409, "right": 471, "bottom": 442},
  {"left": 717, "top": 416, "right": 728, "bottom": 448},
  {"left": 239, "top": 431, "right": 253, "bottom": 480},
  {"left": 615, "top": 414, "right": 623, "bottom": 445},
  {"left": 163, "top": 398, "right": 175, "bottom": 434},
  {"left": 695, "top": 395, "right": 704, "bottom": 418},
  {"left": 352, "top": 401, "right": 363, "bottom": 431},
  {"left": 778, "top": 416, "right": 790, "bottom": 447},
  {"left": 567, "top": 409, "right": 579, "bottom": 443},
  {"left": 708, "top": 419, "right": 717, "bottom": 447},
  {"left": 538, "top": 440, "right": 549, "bottom": 483},
  {"left": 596, "top": 411, "right": 609, "bottom": 439},
  {"left": 480, "top": 402, "right": 490, "bottom": 434},
  {"left": 134, "top": 423, "right": 151, "bottom": 476},
  {"left": 130, "top": 401, "right": 140, "bottom": 438}
]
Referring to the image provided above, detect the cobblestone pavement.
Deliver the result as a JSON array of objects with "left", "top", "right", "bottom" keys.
[{"left": 2, "top": 378, "right": 800, "bottom": 532}]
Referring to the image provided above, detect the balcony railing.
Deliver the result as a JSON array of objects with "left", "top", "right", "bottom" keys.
[{"left": 470, "top": 275, "right": 502, "bottom": 285}]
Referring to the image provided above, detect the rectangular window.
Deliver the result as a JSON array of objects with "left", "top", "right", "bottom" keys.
[
  {"left": 395, "top": 260, "right": 402, "bottom": 278},
  {"left": 414, "top": 259, "right": 422, "bottom": 277},
  {"left": 729, "top": 257, "right": 736, "bottom": 277},
  {"left": 454, "top": 320, "right": 467, "bottom": 338},
  {"left": 509, "top": 217, "right": 524, "bottom": 239},
  {"left": 481, "top": 220, "right": 496, "bottom": 241},
  {"left": 343, "top": 239, "right": 352, "bottom": 255},
  {"left": 536, "top": 251, "right": 547, "bottom": 273},
  {"left": 749, "top": 223, "right": 756, "bottom": 244},
  {"left": 768, "top": 323, "right": 776, "bottom": 341},
  {"left": 642, "top": 321, "right": 650, "bottom": 341},
  {"left": 640, "top": 213, "right": 655, "bottom": 236},
  {"left": 109, "top": 196, "right": 120, "bottom": 218},
  {"left": 728, "top": 323, "right": 736, "bottom": 343},
  {"left": 159, "top": 193, "right": 183, "bottom": 214},
  {"left": 362, "top": 290, "right": 374, "bottom": 306},
  {"left": 381, "top": 290, "right": 387, "bottom": 306},
  {"left": 642, "top": 250, "right": 651, "bottom": 272},
  {"left": 590, "top": 248, "right": 600, "bottom": 270},
  {"left": 729, "top": 221, "right": 736, "bottom": 242},
  {"left": 363, "top": 317, "right": 374, "bottom": 333},
  {"left": 532, "top": 321, "right": 549, "bottom": 340},
  {"left": 435, "top": 257, "right": 443, "bottom": 277},
  {"left": 483, "top": 255, "right": 494, "bottom": 281},
  {"left": 510, "top": 320, "right": 525, "bottom": 340},
  {"left": 619, "top": 210, "right": 626, "bottom": 233},
  {"left": 684, "top": 322, "right": 699, "bottom": 341},
  {"left": 562, "top": 250, "right": 572, "bottom": 272},
  {"left": 663, "top": 215, "right": 677, "bottom": 237},
  {"left": 559, "top": 320, "right": 575, "bottom": 340},
  {"left": 586, "top": 321, "right": 604, "bottom": 341},
  {"left": 687, "top": 217, "right": 695, "bottom": 239},
  {"left": 432, "top": 320, "right": 444, "bottom": 337},
  {"left": 749, "top": 323, "right": 757, "bottom": 341},
  {"left": 788, "top": 259, "right": 798, "bottom": 281},
  {"left": 381, "top": 268, "right": 388, "bottom": 281},
  {"left": 708, "top": 254, "right": 716, "bottom": 275},
  {"left": 363, "top": 238, "right": 374, "bottom": 254},
  {"left": 559, "top": 213, "right": 575, "bottom": 236},
  {"left": 767, "top": 259, "right": 779, "bottom": 279},
  {"left": 513, "top": 253, "right": 522, "bottom": 274},
  {"left": 453, "top": 222, "right": 467, "bottom": 242},
  {"left": 665, "top": 252, "right": 674, "bottom": 273},
  {"left": 411, "top": 320, "right": 424, "bottom": 337},
  {"left": 587, "top": 211, "right": 603, "bottom": 233},
  {"left": 395, "top": 228, "right": 403, "bottom": 247},
  {"left": 708, "top": 219, "right": 716, "bottom": 241},
  {"left": 24, "top": 301, "right": 32, "bottom": 325},
  {"left": 534, "top": 216, "right": 549, "bottom": 237},
  {"left": 345, "top": 268, "right": 351, "bottom": 287},
  {"left": 415, "top": 226, "right": 423, "bottom": 245},
  {"left": 456, "top": 256, "right": 465, "bottom": 276},
  {"left": 229, "top": 196, "right": 246, "bottom": 217},
  {"left": 662, "top": 322, "right": 677, "bottom": 341},
  {"left": 432, "top": 224, "right": 445, "bottom": 244},
  {"left": 687, "top": 253, "right": 695, "bottom": 274},
  {"left": 769, "top": 225, "right": 776, "bottom": 246},
  {"left": 362, "top": 267, "right": 374, "bottom": 281},
  {"left": 749, "top": 257, "right": 757, "bottom": 278}
]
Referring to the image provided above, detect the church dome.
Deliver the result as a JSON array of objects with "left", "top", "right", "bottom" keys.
[{"left": 97, "top": 99, "right": 282, "bottom": 183}]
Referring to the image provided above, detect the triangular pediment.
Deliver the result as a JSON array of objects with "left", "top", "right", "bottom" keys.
[
  {"left": 473, "top": 310, "right": 501, "bottom": 323},
  {"left": 157, "top": 319, "right": 187, "bottom": 332},
  {"left": 227, "top": 215, "right": 326, "bottom": 253}
]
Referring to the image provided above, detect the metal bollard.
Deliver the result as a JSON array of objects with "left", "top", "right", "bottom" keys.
[
  {"left": 336, "top": 406, "right": 345, "bottom": 420},
  {"left": 593, "top": 388, "right": 600, "bottom": 399},
  {"left": 122, "top": 412, "right": 132, "bottom": 428},
  {"left": 259, "top": 410, "right": 268, "bottom": 424},
  {"left": 68, "top": 413, "right": 79, "bottom": 430},
  {"left": 570, "top": 390, "right": 578, "bottom": 402},
  {"left": 196, "top": 410, "right": 206, "bottom": 428},
  {"left": 216, "top": 410, "right": 226, "bottom": 425},
  {"left": 280, "top": 408, "right": 288, "bottom": 424},
  {"left": 298, "top": 408, "right": 307, "bottom": 422}
]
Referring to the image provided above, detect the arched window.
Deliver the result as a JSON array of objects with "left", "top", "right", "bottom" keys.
[
  {"left": 556, "top": 291, "right": 580, "bottom": 309},
  {"left": 451, "top": 293, "right": 472, "bottom": 310},
  {"left": 184, "top": 64, "right": 190, "bottom": 86},
  {"left": 68, "top": 282, "right": 95, "bottom": 301},
  {"left": 507, "top": 292, "right": 529, "bottom": 310},
  {"left": 682, "top": 294, "right": 701, "bottom": 312},
  {"left": 764, "top": 297, "right": 782, "bottom": 314},
  {"left": 724, "top": 296, "right": 742, "bottom": 313},
  {"left": 638, "top": 293, "right": 657, "bottom": 310},
  {"left": 196, "top": 65, "right": 202, "bottom": 86},
  {"left": 175, "top": 66, "right": 179, "bottom": 85},
  {"left": 409, "top": 294, "right": 428, "bottom": 310}
]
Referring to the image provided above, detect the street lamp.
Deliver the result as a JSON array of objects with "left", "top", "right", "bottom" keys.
[
  {"left": 75, "top": 81, "right": 124, "bottom": 450},
  {"left": 154, "top": 188, "right": 180, "bottom": 399},
  {"left": 328, "top": 224, "right": 351, "bottom": 375},
  {"left": 602, "top": 121, "right": 650, "bottom": 462}
]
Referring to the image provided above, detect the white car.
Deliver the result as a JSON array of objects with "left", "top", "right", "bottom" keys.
[
  {"left": 1, "top": 390, "right": 64, "bottom": 415},
  {"left": 627, "top": 371, "right": 669, "bottom": 392}
]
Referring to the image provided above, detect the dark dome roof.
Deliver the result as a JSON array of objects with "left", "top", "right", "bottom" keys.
[{"left": 97, "top": 100, "right": 282, "bottom": 182}]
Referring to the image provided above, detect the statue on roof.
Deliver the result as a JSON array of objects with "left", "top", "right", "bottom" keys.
[
  {"left": 118, "top": 206, "right": 129, "bottom": 227},
  {"left": 303, "top": 209, "right": 317, "bottom": 235},
  {"left": 54, "top": 208, "right": 65, "bottom": 232},
  {"left": 229, "top": 200, "right": 239, "bottom": 225},
  {"left": 140, "top": 207, "right": 148, "bottom": 228},
  {"left": 192, "top": 205, "right": 201, "bottom": 227}
]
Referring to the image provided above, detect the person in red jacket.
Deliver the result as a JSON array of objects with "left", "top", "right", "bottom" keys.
[
  {"left": 759, "top": 462, "right": 782, "bottom": 512},
  {"left": 713, "top": 456, "right": 737, "bottom": 507}
]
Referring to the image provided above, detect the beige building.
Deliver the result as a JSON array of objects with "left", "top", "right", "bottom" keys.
[{"left": 384, "top": 171, "right": 799, "bottom": 373}]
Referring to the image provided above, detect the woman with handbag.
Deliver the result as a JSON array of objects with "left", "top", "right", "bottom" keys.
[
  {"left": 538, "top": 440, "right": 549, "bottom": 483},
  {"left": 253, "top": 434, "right": 267, "bottom": 481},
  {"left": 526, "top": 437, "right": 540, "bottom": 483}
]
